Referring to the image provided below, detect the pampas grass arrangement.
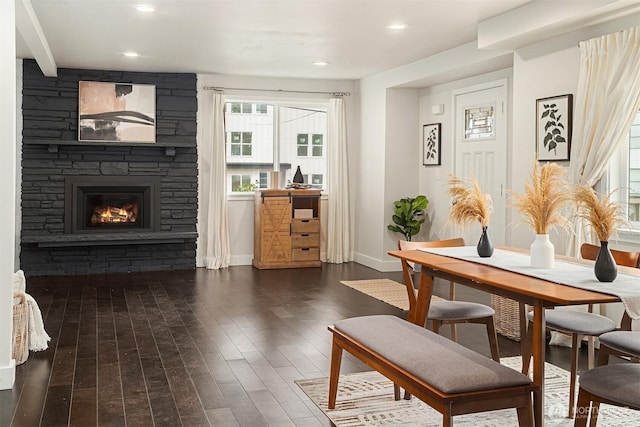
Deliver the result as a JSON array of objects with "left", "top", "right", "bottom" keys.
[
  {"left": 447, "top": 175, "right": 492, "bottom": 227},
  {"left": 510, "top": 162, "right": 572, "bottom": 234},
  {"left": 574, "top": 185, "right": 625, "bottom": 242}
]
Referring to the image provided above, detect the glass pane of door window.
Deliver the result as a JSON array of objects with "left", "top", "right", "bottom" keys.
[{"left": 464, "top": 105, "right": 495, "bottom": 140}]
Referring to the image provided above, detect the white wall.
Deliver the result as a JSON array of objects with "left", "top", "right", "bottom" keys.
[
  {"left": 356, "top": 12, "right": 640, "bottom": 272},
  {"left": 418, "top": 69, "right": 514, "bottom": 245},
  {"left": 196, "top": 74, "right": 358, "bottom": 265},
  {"left": 1, "top": 0, "right": 17, "bottom": 390}
]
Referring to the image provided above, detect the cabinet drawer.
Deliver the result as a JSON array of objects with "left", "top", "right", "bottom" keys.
[
  {"left": 291, "top": 218, "right": 319, "bottom": 233},
  {"left": 292, "top": 247, "right": 320, "bottom": 261},
  {"left": 292, "top": 233, "right": 319, "bottom": 248}
]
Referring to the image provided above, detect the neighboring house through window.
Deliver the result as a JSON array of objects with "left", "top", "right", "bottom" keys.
[{"left": 225, "top": 100, "right": 328, "bottom": 194}]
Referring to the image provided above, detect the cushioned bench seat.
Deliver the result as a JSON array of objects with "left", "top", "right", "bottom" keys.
[{"left": 328, "top": 315, "right": 535, "bottom": 427}]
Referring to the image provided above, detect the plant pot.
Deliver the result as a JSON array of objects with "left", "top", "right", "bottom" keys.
[
  {"left": 530, "top": 234, "right": 554, "bottom": 268},
  {"left": 477, "top": 226, "right": 494, "bottom": 257},
  {"left": 594, "top": 241, "right": 617, "bottom": 282}
]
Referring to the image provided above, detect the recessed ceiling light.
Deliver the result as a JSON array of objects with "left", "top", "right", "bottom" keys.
[
  {"left": 386, "top": 23, "right": 407, "bottom": 30},
  {"left": 313, "top": 61, "right": 329, "bottom": 66},
  {"left": 135, "top": 4, "right": 156, "bottom": 12},
  {"left": 124, "top": 52, "right": 139, "bottom": 58}
]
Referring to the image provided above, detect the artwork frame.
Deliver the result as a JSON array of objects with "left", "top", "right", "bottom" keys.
[
  {"left": 423, "top": 123, "right": 441, "bottom": 166},
  {"left": 78, "top": 81, "right": 156, "bottom": 143},
  {"left": 536, "top": 94, "right": 572, "bottom": 161}
]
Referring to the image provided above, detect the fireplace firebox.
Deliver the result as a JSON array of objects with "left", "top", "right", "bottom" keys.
[{"left": 65, "top": 176, "right": 161, "bottom": 234}]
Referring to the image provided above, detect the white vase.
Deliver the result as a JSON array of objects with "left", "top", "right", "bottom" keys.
[{"left": 530, "top": 234, "right": 555, "bottom": 268}]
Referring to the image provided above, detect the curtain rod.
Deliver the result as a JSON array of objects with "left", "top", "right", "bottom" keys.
[{"left": 202, "top": 86, "right": 350, "bottom": 97}]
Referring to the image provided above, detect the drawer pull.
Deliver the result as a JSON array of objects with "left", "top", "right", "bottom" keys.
[
  {"left": 301, "top": 233, "right": 309, "bottom": 237},
  {"left": 301, "top": 219, "right": 310, "bottom": 223},
  {"left": 301, "top": 248, "right": 310, "bottom": 251}
]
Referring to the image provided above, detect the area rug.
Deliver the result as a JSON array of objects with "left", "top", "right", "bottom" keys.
[
  {"left": 296, "top": 356, "right": 639, "bottom": 426},
  {"left": 339, "top": 278, "right": 446, "bottom": 311}
]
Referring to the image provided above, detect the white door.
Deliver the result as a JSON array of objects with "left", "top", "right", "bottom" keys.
[{"left": 453, "top": 81, "right": 507, "bottom": 247}]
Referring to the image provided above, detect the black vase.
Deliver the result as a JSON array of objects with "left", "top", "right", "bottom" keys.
[
  {"left": 477, "top": 226, "right": 494, "bottom": 257},
  {"left": 594, "top": 241, "right": 617, "bottom": 282},
  {"left": 293, "top": 166, "right": 304, "bottom": 184}
]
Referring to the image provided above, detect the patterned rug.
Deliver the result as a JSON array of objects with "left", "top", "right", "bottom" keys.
[
  {"left": 339, "top": 278, "right": 445, "bottom": 311},
  {"left": 296, "top": 357, "right": 639, "bottom": 426}
]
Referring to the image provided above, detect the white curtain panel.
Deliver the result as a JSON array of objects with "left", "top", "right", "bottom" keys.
[
  {"left": 326, "top": 97, "right": 352, "bottom": 263},
  {"left": 566, "top": 26, "right": 640, "bottom": 257},
  {"left": 196, "top": 92, "right": 231, "bottom": 269}
]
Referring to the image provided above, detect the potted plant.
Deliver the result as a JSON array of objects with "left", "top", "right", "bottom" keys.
[
  {"left": 510, "top": 162, "right": 572, "bottom": 268},
  {"left": 387, "top": 195, "right": 429, "bottom": 241},
  {"left": 447, "top": 175, "right": 493, "bottom": 257},
  {"left": 574, "top": 185, "right": 626, "bottom": 281}
]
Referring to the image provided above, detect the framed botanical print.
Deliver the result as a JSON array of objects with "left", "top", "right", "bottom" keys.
[
  {"left": 536, "top": 94, "right": 572, "bottom": 161},
  {"left": 423, "top": 123, "right": 441, "bottom": 166}
]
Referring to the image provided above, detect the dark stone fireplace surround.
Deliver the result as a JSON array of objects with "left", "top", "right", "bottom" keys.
[{"left": 20, "top": 59, "right": 198, "bottom": 276}]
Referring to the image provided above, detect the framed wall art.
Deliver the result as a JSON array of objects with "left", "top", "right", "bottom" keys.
[
  {"left": 423, "top": 123, "right": 441, "bottom": 166},
  {"left": 536, "top": 94, "right": 572, "bottom": 161},
  {"left": 78, "top": 81, "right": 156, "bottom": 143}
]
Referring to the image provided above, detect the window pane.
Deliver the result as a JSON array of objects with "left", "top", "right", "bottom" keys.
[
  {"left": 230, "top": 103, "right": 241, "bottom": 113},
  {"left": 464, "top": 105, "right": 494, "bottom": 140},
  {"left": 242, "top": 132, "right": 252, "bottom": 144},
  {"left": 256, "top": 104, "right": 267, "bottom": 114},
  {"left": 242, "top": 103, "right": 252, "bottom": 113},
  {"left": 232, "top": 132, "right": 240, "bottom": 142},
  {"left": 312, "top": 174, "right": 323, "bottom": 185},
  {"left": 242, "top": 145, "right": 252, "bottom": 156},
  {"left": 259, "top": 172, "right": 268, "bottom": 188},
  {"left": 281, "top": 107, "right": 327, "bottom": 189},
  {"left": 230, "top": 144, "right": 240, "bottom": 156},
  {"left": 231, "top": 175, "right": 241, "bottom": 191}
]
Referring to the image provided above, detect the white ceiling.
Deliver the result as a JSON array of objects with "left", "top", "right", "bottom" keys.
[{"left": 16, "top": 0, "right": 536, "bottom": 80}]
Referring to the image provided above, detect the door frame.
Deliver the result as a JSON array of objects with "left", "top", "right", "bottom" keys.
[{"left": 451, "top": 78, "right": 509, "bottom": 245}]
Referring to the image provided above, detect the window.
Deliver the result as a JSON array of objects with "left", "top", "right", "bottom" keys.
[
  {"left": 312, "top": 134, "right": 324, "bottom": 157},
  {"left": 224, "top": 100, "right": 328, "bottom": 194},
  {"left": 609, "top": 110, "right": 640, "bottom": 231},
  {"left": 229, "top": 131, "right": 252, "bottom": 156},
  {"left": 311, "top": 174, "right": 323, "bottom": 188},
  {"left": 231, "top": 175, "right": 255, "bottom": 192}
]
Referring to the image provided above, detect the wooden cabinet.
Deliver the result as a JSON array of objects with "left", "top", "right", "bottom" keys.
[{"left": 253, "top": 189, "right": 321, "bottom": 269}]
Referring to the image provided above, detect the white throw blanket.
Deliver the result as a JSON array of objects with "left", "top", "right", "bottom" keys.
[{"left": 13, "top": 270, "right": 51, "bottom": 352}]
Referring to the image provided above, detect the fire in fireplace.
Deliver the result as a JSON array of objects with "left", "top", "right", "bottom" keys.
[{"left": 65, "top": 176, "right": 161, "bottom": 233}]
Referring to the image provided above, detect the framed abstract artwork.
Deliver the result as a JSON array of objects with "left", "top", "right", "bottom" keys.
[
  {"left": 536, "top": 94, "right": 573, "bottom": 161},
  {"left": 423, "top": 123, "right": 441, "bottom": 166},
  {"left": 78, "top": 81, "right": 156, "bottom": 143}
]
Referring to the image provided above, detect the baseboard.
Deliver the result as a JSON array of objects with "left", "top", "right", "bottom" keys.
[
  {"left": 353, "top": 252, "right": 401, "bottom": 272},
  {"left": 230, "top": 254, "right": 253, "bottom": 266},
  {"left": 0, "top": 359, "right": 15, "bottom": 390}
]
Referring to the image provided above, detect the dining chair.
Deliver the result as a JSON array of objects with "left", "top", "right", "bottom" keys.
[
  {"left": 397, "top": 238, "right": 500, "bottom": 361},
  {"left": 522, "top": 243, "right": 640, "bottom": 419},
  {"left": 574, "top": 331, "right": 640, "bottom": 426}
]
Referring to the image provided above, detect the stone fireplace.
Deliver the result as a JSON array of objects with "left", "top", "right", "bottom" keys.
[
  {"left": 19, "top": 60, "right": 198, "bottom": 276},
  {"left": 64, "top": 176, "right": 161, "bottom": 234}
]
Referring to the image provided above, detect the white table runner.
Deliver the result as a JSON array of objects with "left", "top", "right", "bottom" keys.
[{"left": 417, "top": 246, "right": 640, "bottom": 320}]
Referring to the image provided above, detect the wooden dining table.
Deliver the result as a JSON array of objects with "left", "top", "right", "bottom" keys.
[{"left": 388, "top": 246, "right": 633, "bottom": 427}]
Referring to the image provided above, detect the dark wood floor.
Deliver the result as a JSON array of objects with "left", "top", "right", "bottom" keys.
[{"left": 1, "top": 263, "right": 590, "bottom": 426}]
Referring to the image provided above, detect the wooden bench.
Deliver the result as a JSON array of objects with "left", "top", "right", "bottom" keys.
[{"left": 328, "top": 315, "right": 536, "bottom": 427}]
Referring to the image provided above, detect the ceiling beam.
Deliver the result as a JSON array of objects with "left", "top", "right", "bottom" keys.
[{"left": 15, "top": 0, "right": 56, "bottom": 77}]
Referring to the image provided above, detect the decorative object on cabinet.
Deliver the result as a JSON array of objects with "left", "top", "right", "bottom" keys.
[
  {"left": 422, "top": 123, "right": 441, "bottom": 166},
  {"left": 253, "top": 189, "right": 321, "bottom": 269},
  {"left": 78, "top": 81, "right": 156, "bottom": 143},
  {"left": 535, "top": 94, "right": 572, "bottom": 161}
]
